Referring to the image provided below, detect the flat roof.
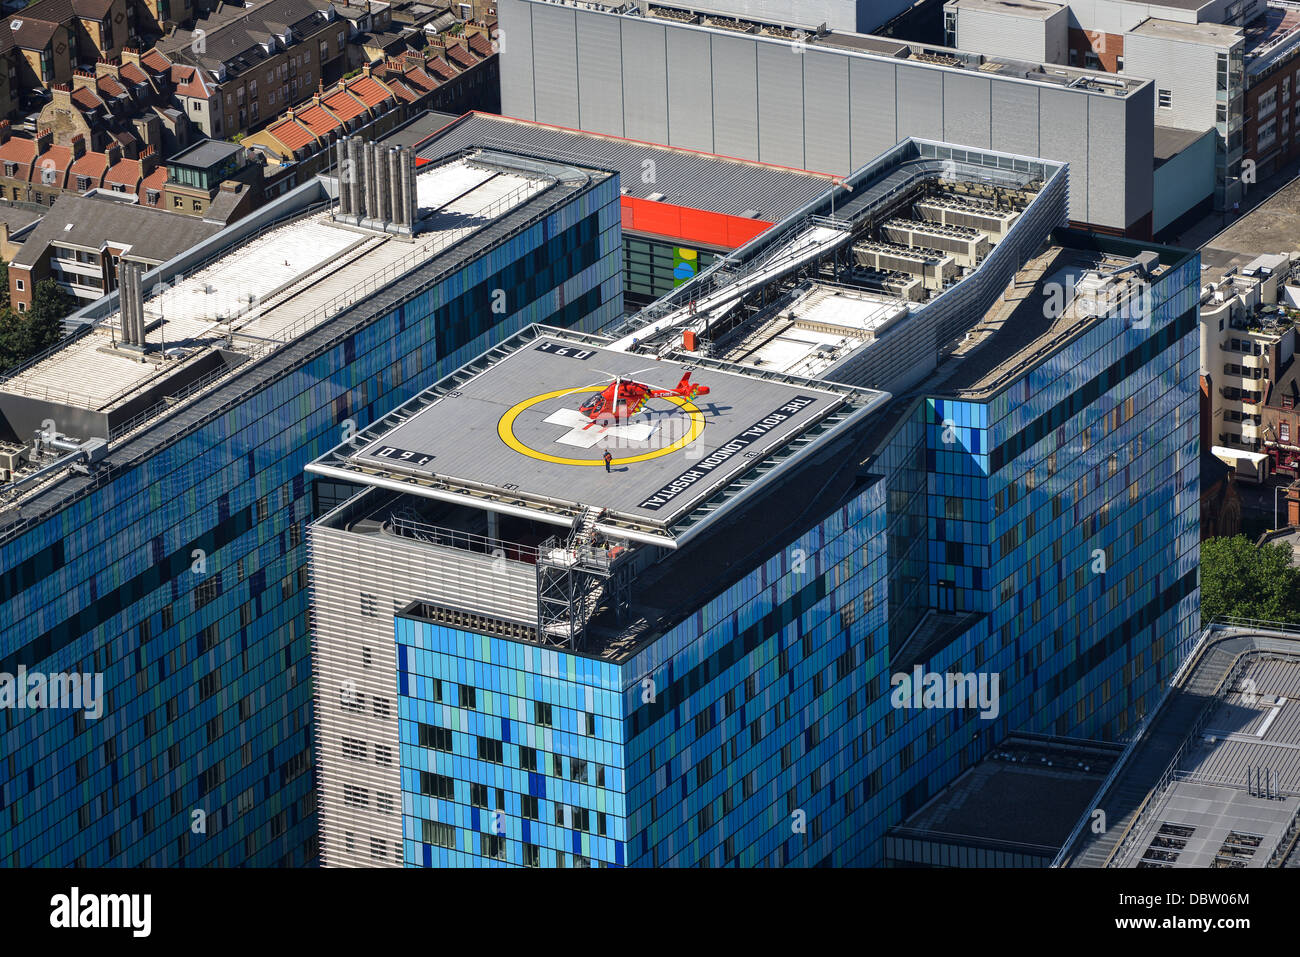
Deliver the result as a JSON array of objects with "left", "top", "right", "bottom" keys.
[
  {"left": 945, "top": 0, "right": 1063, "bottom": 20},
  {"left": 0, "top": 151, "right": 567, "bottom": 416},
  {"left": 1111, "top": 650, "right": 1300, "bottom": 867},
  {"left": 1154, "top": 124, "right": 1212, "bottom": 165},
  {"left": 313, "top": 328, "right": 888, "bottom": 546},
  {"left": 1127, "top": 16, "right": 1243, "bottom": 46},
  {"left": 407, "top": 111, "right": 837, "bottom": 216},
  {"left": 1061, "top": 626, "right": 1300, "bottom": 868},
  {"left": 937, "top": 244, "right": 1170, "bottom": 398},
  {"left": 718, "top": 282, "right": 911, "bottom": 378},
  {"left": 166, "top": 138, "right": 244, "bottom": 168},
  {"left": 814, "top": 32, "right": 910, "bottom": 56},
  {"left": 890, "top": 734, "right": 1119, "bottom": 858}
]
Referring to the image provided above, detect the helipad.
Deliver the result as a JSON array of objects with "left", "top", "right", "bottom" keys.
[{"left": 315, "top": 329, "right": 890, "bottom": 545}]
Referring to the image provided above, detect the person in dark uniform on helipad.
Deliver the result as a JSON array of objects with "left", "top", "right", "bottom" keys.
[{"left": 603, "top": 450, "right": 613, "bottom": 472}]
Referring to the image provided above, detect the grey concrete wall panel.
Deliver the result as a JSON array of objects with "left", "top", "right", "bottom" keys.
[
  {"left": 621, "top": 18, "right": 670, "bottom": 143},
  {"left": 757, "top": 41, "right": 806, "bottom": 169},
  {"left": 665, "top": 26, "right": 714, "bottom": 153},
  {"left": 990, "top": 81, "right": 1040, "bottom": 158},
  {"left": 941, "top": 72, "right": 991, "bottom": 150},
  {"left": 1087, "top": 94, "right": 1132, "bottom": 231},
  {"left": 896, "top": 65, "right": 944, "bottom": 142},
  {"left": 1039, "top": 87, "right": 1090, "bottom": 223},
  {"left": 531, "top": 2, "right": 579, "bottom": 128},
  {"left": 1124, "top": 86, "right": 1156, "bottom": 232},
  {"left": 848, "top": 57, "right": 897, "bottom": 171},
  {"left": 576, "top": 12, "right": 624, "bottom": 136},
  {"left": 498, "top": 0, "right": 536, "bottom": 121},
  {"left": 710, "top": 33, "right": 761, "bottom": 161},
  {"left": 802, "top": 50, "right": 851, "bottom": 174}
]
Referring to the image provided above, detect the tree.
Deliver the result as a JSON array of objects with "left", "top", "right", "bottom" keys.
[
  {"left": 24, "top": 278, "right": 74, "bottom": 355},
  {"left": 1201, "top": 534, "right": 1300, "bottom": 625},
  {"left": 0, "top": 258, "right": 9, "bottom": 312}
]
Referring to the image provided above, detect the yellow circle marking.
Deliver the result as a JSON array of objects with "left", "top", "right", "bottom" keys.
[{"left": 498, "top": 385, "right": 706, "bottom": 466}]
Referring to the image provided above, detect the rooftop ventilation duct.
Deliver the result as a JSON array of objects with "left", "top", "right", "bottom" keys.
[
  {"left": 117, "top": 259, "right": 146, "bottom": 348},
  {"left": 333, "top": 136, "right": 419, "bottom": 235}
]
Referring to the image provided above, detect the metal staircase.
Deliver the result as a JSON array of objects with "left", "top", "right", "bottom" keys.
[{"left": 535, "top": 505, "right": 633, "bottom": 650}]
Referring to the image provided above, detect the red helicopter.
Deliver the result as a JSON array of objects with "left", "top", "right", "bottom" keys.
[{"left": 575, "top": 369, "right": 710, "bottom": 429}]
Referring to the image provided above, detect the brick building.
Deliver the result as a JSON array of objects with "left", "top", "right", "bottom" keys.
[{"left": 158, "top": 0, "right": 350, "bottom": 139}]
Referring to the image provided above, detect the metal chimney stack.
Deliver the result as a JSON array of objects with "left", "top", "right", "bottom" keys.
[
  {"left": 346, "top": 136, "right": 363, "bottom": 222},
  {"left": 335, "top": 137, "right": 352, "bottom": 219},
  {"left": 387, "top": 147, "right": 403, "bottom": 229},
  {"left": 117, "top": 260, "right": 145, "bottom": 347},
  {"left": 400, "top": 147, "right": 418, "bottom": 234},
  {"left": 374, "top": 142, "right": 391, "bottom": 231}
]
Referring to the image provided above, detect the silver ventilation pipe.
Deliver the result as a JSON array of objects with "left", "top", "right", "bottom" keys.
[
  {"left": 367, "top": 142, "right": 384, "bottom": 225},
  {"left": 400, "top": 147, "right": 417, "bottom": 233},
  {"left": 346, "top": 136, "right": 363, "bottom": 220},
  {"left": 336, "top": 137, "right": 351, "bottom": 217},
  {"left": 374, "top": 142, "right": 391, "bottom": 230},
  {"left": 387, "top": 147, "right": 403, "bottom": 227},
  {"left": 117, "top": 259, "right": 144, "bottom": 346}
]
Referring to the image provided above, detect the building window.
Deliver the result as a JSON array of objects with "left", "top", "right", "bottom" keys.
[
  {"left": 1158, "top": 89, "right": 1172, "bottom": 108},
  {"left": 421, "top": 819, "right": 454, "bottom": 848},
  {"left": 1259, "top": 86, "right": 1278, "bottom": 120},
  {"left": 15, "top": 278, "right": 24, "bottom": 291},
  {"left": 173, "top": 196, "right": 183, "bottom": 208},
  {"left": 1282, "top": 421, "right": 1291, "bottom": 443}
]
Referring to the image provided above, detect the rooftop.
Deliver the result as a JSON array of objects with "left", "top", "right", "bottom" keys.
[
  {"left": 310, "top": 329, "right": 887, "bottom": 547},
  {"left": 936, "top": 244, "right": 1171, "bottom": 398},
  {"left": 166, "top": 138, "right": 245, "bottom": 169},
  {"left": 715, "top": 282, "right": 912, "bottom": 379},
  {"left": 1127, "top": 15, "right": 1244, "bottom": 46},
  {"left": 944, "top": 0, "right": 1063, "bottom": 20},
  {"left": 887, "top": 733, "right": 1120, "bottom": 864},
  {"left": 8, "top": 193, "right": 223, "bottom": 269},
  {"left": 1061, "top": 625, "right": 1300, "bottom": 868},
  {"left": 0, "top": 149, "right": 611, "bottom": 507},
  {"left": 1154, "top": 125, "right": 1212, "bottom": 168},
  {"left": 404, "top": 111, "right": 838, "bottom": 217},
  {"left": 1245, "top": 1, "right": 1300, "bottom": 75},
  {"left": 160, "top": 0, "right": 337, "bottom": 75}
]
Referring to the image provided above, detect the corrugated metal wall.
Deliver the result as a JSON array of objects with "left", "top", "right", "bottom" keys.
[
  {"left": 499, "top": 0, "right": 1154, "bottom": 232},
  {"left": 312, "top": 521, "right": 541, "bottom": 867},
  {"left": 311, "top": 524, "right": 406, "bottom": 869}
]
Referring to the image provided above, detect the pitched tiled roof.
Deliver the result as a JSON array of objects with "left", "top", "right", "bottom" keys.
[
  {"left": 267, "top": 116, "right": 316, "bottom": 152},
  {"left": 10, "top": 18, "right": 62, "bottom": 51},
  {"left": 97, "top": 74, "right": 129, "bottom": 98},
  {"left": 387, "top": 78, "right": 421, "bottom": 103},
  {"left": 172, "top": 65, "right": 212, "bottom": 99},
  {"left": 445, "top": 44, "right": 477, "bottom": 69},
  {"left": 120, "top": 62, "right": 149, "bottom": 85},
  {"left": 0, "top": 137, "right": 39, "bottom": 178},
  {"left": 467, "top": 33, "right": 493, "bottom": 57},
  {"left": 103, "top": 156, "right": 142, "bottom": 190},
  {"left": 71, "top": 86, "right": 104, "bottom": 110},
  {"left": 68, "top": 150, "right": 109, "bottom": 185},
  {"left": 140, "top": 48, "right": 172, "bottom": 73},
  {"left": 139, "top": 166, "right": 166, "bottom": 205},
  {"left": 346, "top": 75, "right": 393, "bottom": 109},
  {"left": 321, "top": 88, "right": 367, "bottom": 123},
  {"left": 295, "top": 104, "right": 336, "bottom": 138},
  {"left": 425, "top": 57, "right": 456, "bottom": 81}
]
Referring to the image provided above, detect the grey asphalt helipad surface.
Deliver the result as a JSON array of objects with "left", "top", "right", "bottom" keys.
[{"left": 354, "top": 336, "right": 845, "bottom": 525}]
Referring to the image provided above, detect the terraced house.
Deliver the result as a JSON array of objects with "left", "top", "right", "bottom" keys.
[{"left": 158, "top": 0, "right": 350, "bottom": 138}]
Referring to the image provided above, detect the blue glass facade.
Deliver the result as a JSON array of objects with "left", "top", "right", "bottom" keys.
[
  {"left": 0, "top": 178, "right": 622, "bottom": 866},
  {"left": 389, "top": 241, "right": 1200, "bottom": 868}
]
